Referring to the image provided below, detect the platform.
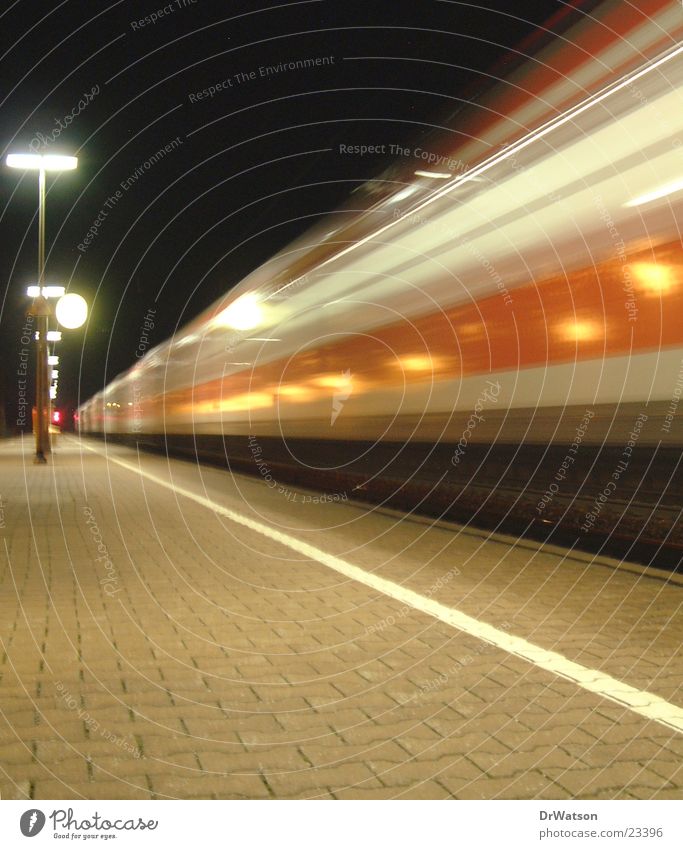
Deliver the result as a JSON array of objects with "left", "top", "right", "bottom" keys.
[{"left": 0, "top": 436, "right": 681, "bottom": 800}]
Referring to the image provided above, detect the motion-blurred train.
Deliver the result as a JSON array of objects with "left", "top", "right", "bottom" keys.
[{"left": 79, "top": 0, "right": 683, "bottom": 567}]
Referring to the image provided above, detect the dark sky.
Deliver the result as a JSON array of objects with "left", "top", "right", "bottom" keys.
[{"left": 0, "top": 0, "right": 591, "bottom": 428}]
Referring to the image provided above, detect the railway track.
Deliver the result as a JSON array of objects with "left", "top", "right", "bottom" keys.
[{"left": 102, "top": 433, "right": 683, "bottom": 572}]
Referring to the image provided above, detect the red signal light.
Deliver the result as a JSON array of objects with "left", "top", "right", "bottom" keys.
[{"left": 52, "top": 410, "right": 61, "bottom": 425}]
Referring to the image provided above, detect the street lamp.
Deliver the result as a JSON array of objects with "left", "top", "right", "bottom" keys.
[
  {"left": 55, "top": 293, "right": 88, "bottom": 329},
  {"left": 6, "top": 153, "right": 77, "bottom": 463}
]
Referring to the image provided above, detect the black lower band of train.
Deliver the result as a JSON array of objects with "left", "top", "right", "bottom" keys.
[{"left": 87, "top": 432, "right": 683, "bottom": 572}]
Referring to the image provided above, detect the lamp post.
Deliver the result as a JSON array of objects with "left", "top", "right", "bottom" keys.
[
  {"left": 6, "top": 153, "right": 77, "bottom": 463},
  {"left": 21, "top": 288, "right": 88, "bottom": 455}
]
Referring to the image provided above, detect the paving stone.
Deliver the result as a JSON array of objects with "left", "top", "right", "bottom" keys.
[
  {"left": 442, "top": 769, "right": 564, "bottom": 800},
  {"left": 555, "top": 763, "right": 672, "bottom": 796},
  {"left": 0, "top": 437, "right": 681, "bottom": 801},
  {"left": 266, "top": 762, "right": 380, "bottom": 797}
]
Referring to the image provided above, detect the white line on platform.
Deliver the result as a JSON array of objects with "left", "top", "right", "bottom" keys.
[{"left": 83, "top": 441, "right": 683, "bottom": 736}]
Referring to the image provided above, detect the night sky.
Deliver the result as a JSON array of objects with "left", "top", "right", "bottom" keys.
[{"left": 0, "top": 0, "right": 589, "bottom": 430}]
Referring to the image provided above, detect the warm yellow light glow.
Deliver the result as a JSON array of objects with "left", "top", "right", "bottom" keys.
[
  {"left": 625, "top": 177, "right": 683, "bottom": 207},
  {"left": 55, "top": 293, "right": 88, "bottom": 328},
  {"left": 222, "top": 392, "right": 273, "bottom": 412},
  {"left": 561, "top": 321, "right": 600, "bottom": 341},
  {"left": 276, "top": 385, "right": 315, "bottom": 401},
  {"left": 213, "top": 293, "right": 263, "bottom": 331},
  {"left": 631, "top": 262, "right": 675, "bottom": 294},
  {"left": 194, "top": 392, "right": 274, "bottom": 415},
  {"left": 312, "top": 373, "right": 354, "bottom": 389},
  {"left": 398, "top": 355, "right": 438, "bottom": 371}
]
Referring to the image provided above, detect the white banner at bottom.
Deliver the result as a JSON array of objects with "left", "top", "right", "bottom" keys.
[{"left": 0, "top": 799, "right": 680, "bottom": 848}]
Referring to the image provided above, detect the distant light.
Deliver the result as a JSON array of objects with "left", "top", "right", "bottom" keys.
[
  {"left": 7, "top": 153, "right": 77, "bottom": 171},
  {"left": 625, "top": 177, "right": 683, "bottom": 207},
  {"left": 213, "top": 293, "right": 263, "bottom": 331},
  {"left": 55, "top": 293, "right": 87, "bottom": 329},
  {"left": 51, "top": 370, "right": 59, "bottom": 379},
  {"left": 27, "top": 285, "right": 65, "bottom": 298},
  {"left": 49, "top": 387, "right": 57, "bottom": 399},
  {"left": 414, "top": 170, "right": 451, "bottom": 179},
  {"left": 245, "top": 337, "right": 281, "bottom": 342},
  {"left": 48, "top": 355, "right": 59, "bottom": 365},
  {"left": 46, "top": 330, "right": 62, "bottom": 341},
  {"left": 52, "top": 410, "right": 61, "bottom": 425},
  {"left": 225, "top": 362, "right": 252, "bottom": 366}
]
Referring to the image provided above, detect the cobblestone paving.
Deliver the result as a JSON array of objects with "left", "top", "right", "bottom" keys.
[{"left": 0, "top": 437, "right": 681, "bottom": 800}]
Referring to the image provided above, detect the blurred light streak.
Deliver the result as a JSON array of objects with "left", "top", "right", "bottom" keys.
[
  {"left": 397, "top": 355, "right": 439, "bottom": 371},
  {"left": 312, "top": 373, "right": 354, "bottom": 389},
  {"left": 194, "top": 392, "right": 274, "bottom": 414},
  {"left": 308, "top": 42, "right": 683, "bottom": 276},
  {"left": 414, "top": 170, "right": 452, "bottom": 179},
  {"left": 390, "top": 186, "right": 418, "bottom": 203},
  {"left": 276, "top": 385, "right": 316, "bottom": 400},
  {"left": 625, "top": 177, "right": 683, "bottom": 207}
]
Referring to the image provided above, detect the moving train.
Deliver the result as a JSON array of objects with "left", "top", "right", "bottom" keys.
[{"left": 79, "top": 0, "right": 683, "bottom": 566}]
